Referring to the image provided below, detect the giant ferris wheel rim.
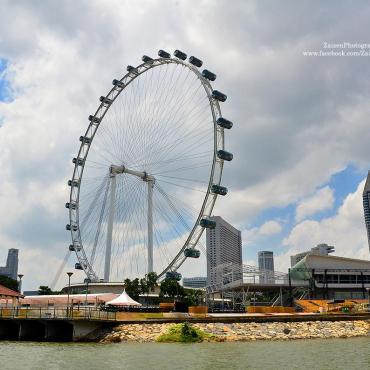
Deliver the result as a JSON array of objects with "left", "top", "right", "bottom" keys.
[{"left": 67, "top": 53, "right": 226, "bottom": 282}]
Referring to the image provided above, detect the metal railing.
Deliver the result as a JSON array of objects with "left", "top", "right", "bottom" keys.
[{"left": 0, "top": 307, "right": 117, "bottom": 321}]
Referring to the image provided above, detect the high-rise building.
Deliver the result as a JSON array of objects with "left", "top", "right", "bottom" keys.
[
  {"left": 258, "top": 251, "right": 274, "bottom": 272},
  {"left": 183, "top": 277, "right": 207, "bottom": 289},
  {"left": 206, "top": 216, "right": 242, "bottom": 286},
  {"left": 363, "top": 171, "right": 370, "bottom": 252},
  {"left": 0, "top": 249, "right": 19, "bottom": 280},
  {"left": 258, "top": 251, "right": 274, "bottom": 284},
  {"left": 290, "top": 243, "right": 334, "bottom": 267}
]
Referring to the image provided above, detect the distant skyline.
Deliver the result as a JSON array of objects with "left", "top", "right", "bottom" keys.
[{"left": 1, "top": 1, "right": 370, "bottom": 290}]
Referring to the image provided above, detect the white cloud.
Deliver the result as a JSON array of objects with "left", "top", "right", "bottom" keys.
[
  {"left": 242, "top": 220, "right": 282, "bottom": 245},
  {"left": 259, "top": 220, "right": 283, "bottom": 235},
  {"left": 295, "top": 186, "right": 334, "bottom": 222},
  {"left": 275, "top": 179, "right": 370, "bottom": 273}
]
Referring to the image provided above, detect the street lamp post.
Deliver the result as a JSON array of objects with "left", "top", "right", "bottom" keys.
[
  {"left": 16, "top": 274, "right": 24, "bottom": 314},
  {"left": 84, "top": 278, "right": 90, "bottom": 309},
  {"left": 17, "top": 274, "right": 24, "bottom": 294},
  {"left": 67, "top": 272, "right": 73, "bottom": 318}
]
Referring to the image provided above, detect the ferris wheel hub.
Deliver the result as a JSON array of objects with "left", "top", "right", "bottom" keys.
[{"left": 109, "top": 164, "right": 155, "bottom": 182}]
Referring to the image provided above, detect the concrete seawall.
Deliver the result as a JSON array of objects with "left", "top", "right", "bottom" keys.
[{"left": 0, "top": 318, "right": 110, "bottom": 341}]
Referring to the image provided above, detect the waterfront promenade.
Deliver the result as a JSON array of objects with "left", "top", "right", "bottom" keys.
[{"left": 1, "top": 306, "right": 370, "bottom": 342}]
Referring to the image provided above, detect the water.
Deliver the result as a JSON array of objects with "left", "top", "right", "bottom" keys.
[{"left": 0, "top": 338, "right": 369, "bottom": 370}]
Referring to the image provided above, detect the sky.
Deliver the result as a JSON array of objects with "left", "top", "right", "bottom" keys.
[{"left": 1, "top": 0, "right": 370, "bottom": 290}]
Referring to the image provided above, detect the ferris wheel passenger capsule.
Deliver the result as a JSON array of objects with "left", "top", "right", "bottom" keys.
[
  {"left": 217, "top": 117, "right": 233, "bottom": 129},
  {"left": 212, "top": 90, "right": 227, "bottom": 102},
  {"left": 68, "top": 179, "right": 79, "bottom": 187},
  {"left": 202, "top": 69, "right": 216, "bottom": 81},
  {"left": 166, "top": 271, "right": 182, "bottom": 281},
  {"left": 72, "top": 157, "right": 84, "bottom": 166},
  {"left": 126, "top": 65, "right": 138, "bottom": 75},
  {"left": 158, "top": 49, "right": 171, "bottom": 58},
  {"left": 88, "top": 115, "right": 101, "bottom": 123},
  {"left": 65, "top": 202, "right": 77, "bottom": 210},
  {"left": 75, "top": 263, "right": 83, "bottom": 270},
  {"left": 189, "top": 56, "right": 203, "bottom": 67},
  {"left": 99, "top": 96, "right": 113, "bottom": 105},
  {"left": 79, "top": 136, "right": 91, "bottom": 144},
  {"left": 217, "top": 150, "right": 233, "bottom": 161},
  {"left": 112, "top": 79, "right": 125, "bottom": 88},
  {"left": 142, "top": 55, "right": 153, "bottom": 63},
  {"left": 69, "top": 244, "right": 81, "bottom": 251},
  {"left": 184, "top": 248, "right": 201, "bottom": 258},
  {"left": 66, "top": 224, "right": 78, "bottom": 231},
  {"left": 200, "top": 218, "right": 216, "bottom": 229},
  {"left": 174, "top": 49, "right": 187, "bottom": 60},
  {"left": 211, "top": 184, "right": 228, "bottom": 196}
]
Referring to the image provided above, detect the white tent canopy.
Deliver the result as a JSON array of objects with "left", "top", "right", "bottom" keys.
[{"left": 105, "top": 290, "right": 142, "bottom": 306}]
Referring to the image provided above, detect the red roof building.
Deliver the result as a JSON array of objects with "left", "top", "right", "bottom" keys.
[{"left": 0, "top": 284, "right": 23, "bottom": 299}]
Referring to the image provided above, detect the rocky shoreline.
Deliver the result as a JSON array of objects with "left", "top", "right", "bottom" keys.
[{"left": 99, "top": 320, "right": 370, "bottom": 343}]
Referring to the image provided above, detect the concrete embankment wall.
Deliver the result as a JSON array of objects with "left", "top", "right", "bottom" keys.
[
  {"left": 100, "top": 320, "right": 370, "bottom": 343},
  {"left": 0, "top": 319, "right": 106, "bottom": 341}
]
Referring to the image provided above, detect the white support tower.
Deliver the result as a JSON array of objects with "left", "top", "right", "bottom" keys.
[
  {"left": 104, "top": 173, "right": 117, "bottom": 282},
  {"left": 147, "top": 179, "right": 154, "bottom": 273},
  {"left": 104, "top": 165, "right": 155, "bottom": 281}
]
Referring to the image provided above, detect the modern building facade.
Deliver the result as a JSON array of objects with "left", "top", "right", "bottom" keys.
[
  {"left": 206, "top": 216, "right": 242, "bottom": 286},
  {"left": 258, "top": 251, "right": 274, "bottom": 284},
  {"left": 363, "top": 171, "right": 370, "bottom": 252},
  {"left": 290, "top": 244, "right": 334, "bottom": 267},
  {"left": 290, "top": 254, "right": 370, "bottom": 300},
  {"left": 258, "top": 251, "right": 274, "bottom": 272},
  {"left": 183, "top": 277, "right": 207, "bottom": 289},
  {"left": 0, "top": 249, "right": 19, "bottom": 280}
]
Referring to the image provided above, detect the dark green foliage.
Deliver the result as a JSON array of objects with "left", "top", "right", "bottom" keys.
[
  {"left": 146, "top": 272, "right": 158, "bottom": 292},
  {"left": 156, "top": 322, "right": 213, "bottom": 343},
  {"left": 183, "top": 288, "right": 204, "bottom": 306},
  {"left": 0, "top": 275, "right": 19, "bottom": 292},
  {"left": 38, "top": 286, "right": 61, "bottom": 295},
  {"left": 159, "top": 278, "right": 185, "bottom": 298},
  {"left": 124, "top": 278, "right": 141, "bottom": 300},
  {"left": 123, "top": 272, "right": 158, "bottom": 301}
]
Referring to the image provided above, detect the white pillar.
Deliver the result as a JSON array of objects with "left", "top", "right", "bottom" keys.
[
  {"left": 147, "top": 180, "right": 154, "bottom": 273},
  {"left": 104, "top": 174, "right": 116, "bottom": 282}
]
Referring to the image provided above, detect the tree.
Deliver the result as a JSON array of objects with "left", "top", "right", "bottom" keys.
[
  {"left": 124, "top": 278, "right": 141, "bottom": 300},
  {"left": 0, "top": 275, "right": 19, "bottom": 292},
  {"left": 183, "top": 288, "right": 204, "bottom": 306},
  {"left": 140, "top": 277, "right": 149, "bottom": 295},
  {"left": 38, "top": 286, "right": 60, "bottom": 295},
  {"left": 146, "top": 272, "right": 158, "bottom": 292},
  {"left": 159, "top": 279, "right": 185, "bottom": 299}
]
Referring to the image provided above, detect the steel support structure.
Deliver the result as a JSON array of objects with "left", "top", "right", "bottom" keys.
[
  {"left": 147, "top": 179, "right": 154, "bottom": 273},
  {"left": 104, "top": 165, "right": 155, "bottom": 281},
  {"left": 104, "top": 173, "right": 116, "bottom": 282}
]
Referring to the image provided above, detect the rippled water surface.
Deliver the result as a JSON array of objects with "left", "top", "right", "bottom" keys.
[{"left": 1, "top": 338, "right": 370, "bottom": 370}]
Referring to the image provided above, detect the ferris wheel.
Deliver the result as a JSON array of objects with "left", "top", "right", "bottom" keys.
[{"left": 65, "top": 49, "right": 233, "bottom": 282}]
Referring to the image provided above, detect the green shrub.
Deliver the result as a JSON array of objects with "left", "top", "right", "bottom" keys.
[{"left": 156, "top": 322, "right": 213, "bottom": 343}]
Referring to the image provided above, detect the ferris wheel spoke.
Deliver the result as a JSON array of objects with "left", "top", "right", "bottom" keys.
[
  {"left": 153, "top": 92, "right": 209, "bottom": 152},
  {"left": 155, "top": 178, "right": 207, "bottom": 193},
  {"left": 152, "top": 161, "right": 210, "bottom": 175},
  {"left": 90, "top": 178, "right": 110, "bottom": 265},
  {"left": 144, "top": 68, "right": 194, "bottom": 165},
  {"left": 152, "top": 128, "right": 212, "bottom": 170},
  {"left": 144, "top": 87, "right": 207, "bottom": 165}
]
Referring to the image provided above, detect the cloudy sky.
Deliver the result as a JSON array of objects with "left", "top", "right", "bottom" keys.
[{"left": 1, "top": 0, "right": 370, "bottom": 290}]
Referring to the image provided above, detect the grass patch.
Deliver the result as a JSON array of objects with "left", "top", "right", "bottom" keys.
[{"left": 156, "top": 322, "right": 214, "bottom": 343}]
